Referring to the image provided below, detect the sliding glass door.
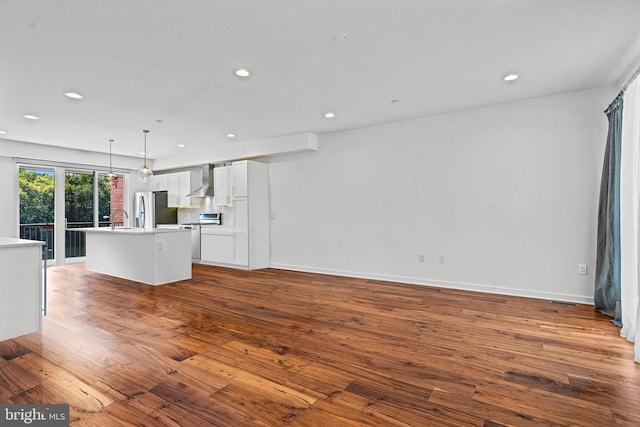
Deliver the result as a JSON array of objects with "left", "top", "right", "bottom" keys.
[{"left": 65, "top": 171, "right": 95, "bottom": 259}]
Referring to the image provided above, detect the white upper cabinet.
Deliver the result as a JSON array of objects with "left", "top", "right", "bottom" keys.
[
  {"left": 150, "top": 174, "right": 168, "bottom": 192},
  {"left": 214, "top": 166, "right": 232, "bottom": 207},
  {"left": 167, "top": 174, "right": 179, "bottom": 207},
  {"left": 232, "top": 161, "right": 248, "bottom": 198},
  {"left": 213, "top": 162, "right": 248, "bottom": 205},
  {"left": 166, "top": 171, "right": 192, "bottom": 207},
  {"left": 152, "top": 168, "right": 201, "bottom": 207}
]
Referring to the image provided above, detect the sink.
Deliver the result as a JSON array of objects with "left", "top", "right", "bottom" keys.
[{"left": 111, "top": 227, "right": 148, "bottom": 232}]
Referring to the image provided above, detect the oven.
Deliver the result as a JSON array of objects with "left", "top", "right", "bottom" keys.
[
  {"left": 199, "top": 212, "right": 221, "bottom": 225},
  {"left": 177, "top": 213, "right": 221, "bottom": 261}
]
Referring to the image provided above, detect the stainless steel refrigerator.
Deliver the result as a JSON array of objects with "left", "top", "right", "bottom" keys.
[{"left": 134, "top": 191, "right": 155, "bottom": 230}]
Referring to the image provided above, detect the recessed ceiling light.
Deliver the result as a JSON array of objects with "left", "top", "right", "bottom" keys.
[
  {"left": 64, "top": 91, "right": 84, "bottom": 99},
  {"left": 332, "top": 32, "right": 350, "bottom": 43},
  {"left": 178, "top": 144, "right": 186, "bottom": 148},
  {"left": 0, "top": 130, "right": 7, "bottom": 134},
  {"left": 23, "top": 114, "right": 39, "bottom": 120},
  {"left": 226, "top": 133, "right": 237, "bottom": 138},
  {"left": 234, "top": 68, "right": 251, "bottom": 78},
  {"left": 502, "top": 73, "right": 519, "bottom": 82},
  {"left": 324, "top": 112, "right": 336, "bottom": 119}
]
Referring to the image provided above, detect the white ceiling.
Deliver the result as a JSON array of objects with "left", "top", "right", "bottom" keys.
[{"left": 1, "top": 0, "right": 640, "bottom": 163}]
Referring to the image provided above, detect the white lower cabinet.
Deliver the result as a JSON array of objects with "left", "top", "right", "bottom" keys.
[
  {"left": 234, "top": 232, "right": 248, "bottom": 265},
  {"left": 233, "top": 198, "right": 249, "bottom": 265},
  {"left": 200, "top": 228, "right": 235, "bottom": 264}
]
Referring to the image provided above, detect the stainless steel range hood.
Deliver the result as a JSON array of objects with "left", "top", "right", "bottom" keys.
[{"left": 186, "top": 164, "right": 215, "bottom": 197}]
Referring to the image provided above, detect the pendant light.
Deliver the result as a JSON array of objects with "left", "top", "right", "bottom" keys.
[
  {"left": 137, "top": 129, "right": 153, "bottom": 182},
  {"left": 107, "top": 139, "right": 115, "bottom": 179}
]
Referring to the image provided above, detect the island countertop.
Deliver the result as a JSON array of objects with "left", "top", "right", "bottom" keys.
[
  {"left": 0, "top": 237, "right": 45, "bottom": 248},
  {"left": 83, "top": 227, "right": 190, "bottom": 234}
]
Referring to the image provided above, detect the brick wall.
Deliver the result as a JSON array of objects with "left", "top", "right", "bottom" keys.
[{"left": 110, "top": 176, "right": 124, "bottom": 225}]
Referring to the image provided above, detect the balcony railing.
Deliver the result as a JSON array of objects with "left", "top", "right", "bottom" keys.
[
  {"left": 20, "top": 222, "right": 55, "bottom": 260},
  {"left": 19, "top": 220, "right": 121, "bottom": 260}
]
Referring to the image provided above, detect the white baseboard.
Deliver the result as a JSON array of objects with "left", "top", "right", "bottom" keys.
[
  {"left": 199, "top": 260, "right": 249, "bottom": 270},
  {"left": 269, "top": 263, "right": 595, "bottom": 305}
]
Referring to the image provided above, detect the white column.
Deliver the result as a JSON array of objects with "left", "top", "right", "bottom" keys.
[{"left": 54, "top": 167, "right": 66, "bottom": 266}]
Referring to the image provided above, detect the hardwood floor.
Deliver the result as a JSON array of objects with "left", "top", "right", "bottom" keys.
[{"left": 1, "top": 263, "right": 639, "bottom": 426}]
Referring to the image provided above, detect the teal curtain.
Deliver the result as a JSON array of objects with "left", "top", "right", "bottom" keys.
[{"left": 595, "top": 92, "right": 623, "bottom": 325}]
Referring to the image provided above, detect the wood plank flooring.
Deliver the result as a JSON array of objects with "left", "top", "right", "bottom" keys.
[{"left": 1, "top": 263, "right": 639, "bottom": 426}]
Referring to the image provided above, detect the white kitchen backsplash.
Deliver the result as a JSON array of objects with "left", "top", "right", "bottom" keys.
[{"left": 177, "top": 197, "right": 234, "bottom": 226}]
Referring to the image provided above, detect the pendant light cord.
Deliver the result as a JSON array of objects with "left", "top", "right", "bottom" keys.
[
  {"left": 136, "top": 129, "right": 153, "bottom": 182},
  {"left": 109, "top": 139, "right": 114, "bottom": 175},
  {"left": 143, "top": 130, "right": 149, "bottom": 167}
]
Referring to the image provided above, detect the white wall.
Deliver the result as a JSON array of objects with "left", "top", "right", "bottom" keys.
[
  {"left": 268, "top": 87, "right": 616, "bottom": 303},
  {"left": 0, "top": 156, "right": 19, "bottom": 238}
]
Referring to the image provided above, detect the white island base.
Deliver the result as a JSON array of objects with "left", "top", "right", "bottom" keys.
[
  {"left": 0, "top": 237, "right": 44, "bottom": 341},
  {"left": 85, "top": 228, "right": 191, "bottom": 285}
]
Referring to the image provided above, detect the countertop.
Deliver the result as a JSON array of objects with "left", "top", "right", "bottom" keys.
[
  {"left": 0, "top": 237, "right": 45, "bottom": 248},
  {"left": 157, "top": 224, "right": 235, "bottom": 235},
  {"left": 83, "top": 227, "right": 191, "bottom": 234},
  {"left": 200, "top": 226, "right": 235, "bottom": 235}
]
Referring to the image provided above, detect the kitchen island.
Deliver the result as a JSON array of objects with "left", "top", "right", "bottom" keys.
[
  {"left": 85, "top": 227, "right": 191, "bottom": 285},
  {"left": 0, "top": 237, "right": 44, "bottom": 341}
]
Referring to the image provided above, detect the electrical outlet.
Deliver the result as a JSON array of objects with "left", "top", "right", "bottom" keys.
[
  {"left": 439, "top": 255, "right": 445, "bottom": 264},
  {"left": 578, "top": 264, "right": 587, "bottom": 275},
  {"left": 418, "top": 254, "right": 425, "bottom": 263}
]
